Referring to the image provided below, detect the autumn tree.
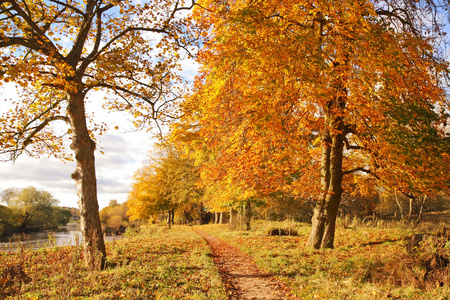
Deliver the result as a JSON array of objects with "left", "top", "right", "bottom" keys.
[
  {"left": 99, "top": 200, "right": 129, "bottom": 233},
  {"left": 127, "top": 145, "right": 201, "bottom": 227},
  {"left": 0, "top": 0, "right": 195, "bottom": 268},
  {"left": 187, "top": 0, "right": 450, "bottom": 249}
]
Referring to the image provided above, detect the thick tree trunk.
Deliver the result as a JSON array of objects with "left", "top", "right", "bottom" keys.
[
  {"left": 219, "top": 212, "right": 223, "bottom": 224},
  {"left": 214, "top": 212, "right": 218, "bottom": 224},
  {"left": 68, "top": 93, "right": 106, "bottom": 270},
  {"left": 307, "top": 122, "right": 345, "bottom": 249}
]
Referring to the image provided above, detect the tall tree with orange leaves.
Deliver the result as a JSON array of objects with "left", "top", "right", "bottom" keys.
[
  {"left": 186, "top": 0, "right": 450, "bottom": 249},
  {"left": 0, "top": 0, "right": 194, "bottom": 268}
]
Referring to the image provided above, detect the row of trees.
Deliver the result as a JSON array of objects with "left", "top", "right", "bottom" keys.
[
  {"left": 184, "top": 0, "right": 450, "bottom": 249},
  {"left": 128, "top": 0, "right": 450, "bottom": 250},
  {"left": 0, "top": 187, "right": 72, "bottom": 236},
  {"left": 127, "top": 146, "right": 450, "bottom": 227}
]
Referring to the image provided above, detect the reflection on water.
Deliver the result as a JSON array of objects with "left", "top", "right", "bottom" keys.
[{"left": 0, "top": 222, "right": 121, "bottom": 252}]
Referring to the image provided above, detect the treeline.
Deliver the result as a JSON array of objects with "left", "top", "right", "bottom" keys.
[
  {"left": 126, "top": 143, "right": 450, "bottom": 228},
  {"left": 125, "top": 0, "right": 450, "bottom": 251},
  {"left": 0, "top": 187, "right": 73, "bottom": 236}
]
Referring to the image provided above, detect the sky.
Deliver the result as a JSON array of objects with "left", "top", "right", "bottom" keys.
[{"left": 0, "top": 59, "right": 198, "bottom": 210}]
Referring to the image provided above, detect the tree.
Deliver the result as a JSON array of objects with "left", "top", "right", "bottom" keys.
[
  {"left": 55, "top": 207, "right": 72, "bottom": 226},
  {"left": 0, "top": 0, "right": 194, "bottom": 268},
  {"left": 7, "top": 186, "right": 64, "bottom": 230},
  {"left": 127, "top": 145, "right": 202, "bottom": 227},
  {"left": 99, "top": 200, "right": 128, "bottom": 233},
  {"left": 0, "top": 204, "right": 16, "bottom": 236},
  {"left": 0, "top": 187, "right": 18, "bottom": 206},
  {"left": 187, "top": 0, "right": 450, "bottom": 248}
]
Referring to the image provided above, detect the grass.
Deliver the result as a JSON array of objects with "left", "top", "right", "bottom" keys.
[
  {"left": 0, "top": 224, "right": 227, "bottom": 299},
  {"left": 2, "top": 219, "right": 450, "bottom": 299},
  {"left": 199, "top": 219, "right": 450, "bottom": 299}
]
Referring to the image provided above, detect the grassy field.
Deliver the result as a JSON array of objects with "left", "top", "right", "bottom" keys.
[
  {"left": 200, "top": 219, "right": 450, "bottom": 299},
  {"left": 1, "top": 219, "right": 450, "bottom": 299},
  {"left": 0, "top": 225, "right": 227, "bottom": 300}
]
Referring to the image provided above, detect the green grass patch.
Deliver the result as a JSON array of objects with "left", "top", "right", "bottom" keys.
[{"left": 0, "top": 225, "right": 227, "bottom": 299}]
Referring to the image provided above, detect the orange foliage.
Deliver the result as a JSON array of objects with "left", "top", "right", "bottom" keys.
[{"left": 184, "top": 0, "right": 450, "bottom": 204}]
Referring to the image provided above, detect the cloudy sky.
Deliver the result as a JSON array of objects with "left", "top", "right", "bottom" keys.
[{"left": 0, "top": 60, "right": 198, "bottom": 209}]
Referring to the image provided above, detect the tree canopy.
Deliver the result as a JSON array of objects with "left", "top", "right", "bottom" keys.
[
  {"left": 127, "top": 144, "right": 201, "bottom": 224},
  {"left": 181, "top": 0, "right": 450, "bottom": 247}
]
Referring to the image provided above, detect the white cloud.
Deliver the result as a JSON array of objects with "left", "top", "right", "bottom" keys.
[{"left": 0, "top": 129, "right": 154, "bottom": 209}]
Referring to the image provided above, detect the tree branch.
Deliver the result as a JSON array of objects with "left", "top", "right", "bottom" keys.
[
  {"left": 23, "top": 115, "right": 69, "bottom": 147},
  {"left": 343, "top": 167, "right": 371, "bottom": 175},
  {"left": 343, "top": 136, "right": 362, "bottom": 150}
]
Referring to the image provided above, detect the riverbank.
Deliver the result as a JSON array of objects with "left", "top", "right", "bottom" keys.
[
  {"left": 0, "top": 224, "right": 227, "bottom": 299},
  {"left": 0, "top": 221, "right": 121, "bottom": 252}
]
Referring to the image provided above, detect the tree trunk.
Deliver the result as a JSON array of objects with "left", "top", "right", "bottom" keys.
[
  {"left": 407, "top": 197, "right": 414, "bottom": 223},
  {"left": 68, "top": 92, "right": 106, "bottom": 270},
  {"left": 229, "top": 208, "right": 233, "bottom": 225},
  {"left": 167, "top": 211, "right": 172, "bottom": 229},
  {"left": 20, "top": 211, "right": 32, "bottom": 233},
  {"left": 415, "top": 195, "right": 427, "bottom": 225},
  {"left": 214, "top": 212, "right": 218, "bottom": 224},
  {"left": 167, "top": 209, "right": 174, "bottom": 229},
  {"left": 307, "top": 121, "right": 345, "bottom": 249},
  {"left": 199, "top": 202, "right": 204, "bottom": 225},
  {"left": 244, "top": 202, "right": 251, "bottom": 231},
  {"left": 394, "top": 191, "right": 404, "bottom": 219},
  {"left": 219, "top": 212, "right": 223, "bottom": 224}
]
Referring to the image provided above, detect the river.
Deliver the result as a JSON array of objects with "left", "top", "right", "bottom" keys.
[{"left": 0, "top": 222, "right": 121, "bottom": 251}]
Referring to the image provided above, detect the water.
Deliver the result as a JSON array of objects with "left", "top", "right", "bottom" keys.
[{"left": 0, "top": 222, "right": 121, "bottom": 252}]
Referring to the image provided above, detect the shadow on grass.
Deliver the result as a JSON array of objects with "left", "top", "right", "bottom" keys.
[{"left": 360, "top": 238, "right": 403, "bottom": 247}]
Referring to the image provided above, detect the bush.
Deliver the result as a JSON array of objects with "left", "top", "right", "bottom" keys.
[{"left": 266, "top": 227, "right": 298, "bottom": 236}]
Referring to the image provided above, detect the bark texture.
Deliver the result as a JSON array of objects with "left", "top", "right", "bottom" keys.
[
  {"left": 307, "top": 72, "right": 346, "bottom": 249},
  {"left": 68, "top": 93, "right": 106, "bottom": 269},
  {"left": 307, "top": 126, "right": 345, "bottom": 249}
]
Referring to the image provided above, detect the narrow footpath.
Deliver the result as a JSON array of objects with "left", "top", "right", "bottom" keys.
[{"left": 196, "top": 230, "right": 291, "bottom": 300}]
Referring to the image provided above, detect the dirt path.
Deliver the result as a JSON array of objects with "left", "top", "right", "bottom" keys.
[{"left": 196, "top": 230, "right": 291, "bottom": 300}]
